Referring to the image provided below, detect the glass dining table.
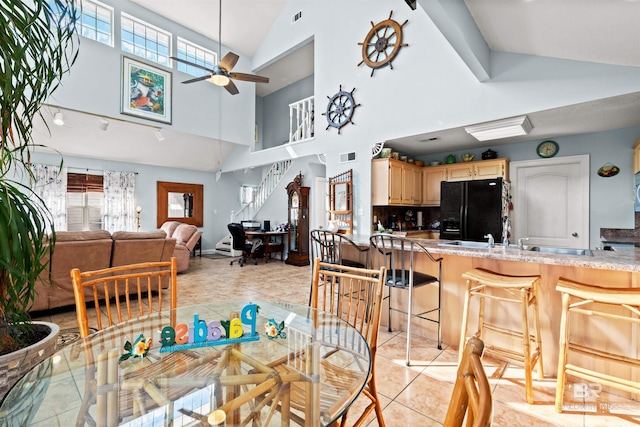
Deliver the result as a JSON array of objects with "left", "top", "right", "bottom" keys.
[{"left": 0, "top": 301, "right": 371, "bottom": 427}]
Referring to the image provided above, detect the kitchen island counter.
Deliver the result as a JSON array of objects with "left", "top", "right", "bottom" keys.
[
  {"left": 348, "top": 236, "right": 640, "bottom": 273},
  {"left": 343, "top": 236, "right": 639, "bottom": 377}
]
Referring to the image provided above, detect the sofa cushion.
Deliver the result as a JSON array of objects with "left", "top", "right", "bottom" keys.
[
  {"left": 112, "top": 230, "right": 167, "bottom": 240},
  {"left": 173, "top": 224, "right": 197, "bottom": 245},
  {"left": 55, "top": 230, "right": 112, "bottom": 242},
  {"left": 160, "top": 221, "right": 181, "bottom": 238}
]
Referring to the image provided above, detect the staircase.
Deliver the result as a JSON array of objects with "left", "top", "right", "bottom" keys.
[{"left": 215, "top": 160, "right": 293, "bottom": 256}]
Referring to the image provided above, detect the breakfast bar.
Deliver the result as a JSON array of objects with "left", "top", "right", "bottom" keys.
[{"left": 344, "top": 238, "right": 640, "bottom": 377}]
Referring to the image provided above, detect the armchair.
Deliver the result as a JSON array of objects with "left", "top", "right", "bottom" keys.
[{"left": 160, "top": 221, "right": 202, "bottom": 272}]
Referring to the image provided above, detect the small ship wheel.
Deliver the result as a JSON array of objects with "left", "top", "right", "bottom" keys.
[{"left": 322, "top": 85, "right": 360, "bottom": 134}]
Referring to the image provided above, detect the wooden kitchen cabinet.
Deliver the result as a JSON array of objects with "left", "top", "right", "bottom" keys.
[
  {"left": 634, "top": 137, "right": 640, "bottom": 174},
  {"left": 372, "top": 158, "right": 422, "bottom": 206},
  {"left": 422, "top": 164, "right": 448, "bottom": 206},
  {"left": 446, "top": 158, "right": 508, "bottom": 181}
]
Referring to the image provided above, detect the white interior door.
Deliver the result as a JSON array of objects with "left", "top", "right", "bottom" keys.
[
  {"left": 313, "top": 177, "right": 328, "bottom": 229},
  {"left": 510, "top": 154, "right": 589, "bottom": 249}
]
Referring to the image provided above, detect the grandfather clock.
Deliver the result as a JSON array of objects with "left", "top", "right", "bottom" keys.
[{"left": 285, "top": 173, "right": 310, "bottom": 266}]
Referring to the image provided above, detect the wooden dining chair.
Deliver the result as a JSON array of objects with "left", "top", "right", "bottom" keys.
[
  {"left": 444, "top": 337, "right": 493, "bottom": 427},
  {"left": 71, "top": 257, "right": 178, "bottom": 338},
  {"left": 311, "top": 257, "right": 387, "bottom": 427}
]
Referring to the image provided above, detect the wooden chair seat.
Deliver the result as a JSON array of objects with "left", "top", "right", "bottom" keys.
[{"left": 555, "top": 278, "right": 640, "bottom": 413}]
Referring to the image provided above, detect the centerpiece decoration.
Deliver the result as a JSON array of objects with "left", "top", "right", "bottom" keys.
[
  {"left": 264, "top": 319, "right": 287, "bottom": 339},
  {"left": 120, "top": 334, "right": 152, "bottom": 361},
  {"left": 159, "top": 304, "right": 260, "bottom": 353}
]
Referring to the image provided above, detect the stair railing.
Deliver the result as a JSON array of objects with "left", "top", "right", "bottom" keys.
[{"left": 231, "top": 159, "right": 293, "bottom": 223}]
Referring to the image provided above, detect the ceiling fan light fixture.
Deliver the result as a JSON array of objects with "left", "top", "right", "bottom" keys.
[
  {"left": 210, "top": 74, "right": 230, "bottom": 86},
  {"left": 465, "top": 115, "right": 533, "bottom": 141}
]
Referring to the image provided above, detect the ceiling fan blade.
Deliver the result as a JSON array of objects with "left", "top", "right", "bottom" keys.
[
  {"left": 224, "top": 79, "right": 239, "bottom": 95},
  {"left": 181, "top": 75, "right": 212, "bottom": 84},
  {"left": 219, "top": 52, "right": 239, "bottom": 72},
  {"left": 229, "top": 72, "right": 269, "bottom": 84},
  {"left": 170, "top": 56, "right": 214, "bottom": 73}
]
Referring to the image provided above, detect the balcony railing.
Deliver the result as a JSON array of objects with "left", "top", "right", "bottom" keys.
[{"left": 289, "top": 96, "right": 314, "bottom": 143}]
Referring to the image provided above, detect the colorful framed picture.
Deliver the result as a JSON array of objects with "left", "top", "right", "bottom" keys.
[{"left": 121, "top": 56, "right": 172, "bottom": 124}]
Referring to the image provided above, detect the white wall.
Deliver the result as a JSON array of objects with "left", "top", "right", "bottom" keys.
[{"left": 235, "top": 0, "right": 640, "bottom": 241}]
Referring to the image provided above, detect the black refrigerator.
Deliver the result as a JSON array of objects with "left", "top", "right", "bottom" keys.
[{"left": 440, "top": 178, "right": 504, "bottom": 242}]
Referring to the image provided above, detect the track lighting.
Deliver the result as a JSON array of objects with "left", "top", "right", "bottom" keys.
[
  {"left": 99, "top": 118, "right": 109, "bottom": 131},
  {"left": 154, "top": 129, "right": 165, "bottom": 141},
  {"left": 53, "top": 112, "right": 64, "bottom": 126}
]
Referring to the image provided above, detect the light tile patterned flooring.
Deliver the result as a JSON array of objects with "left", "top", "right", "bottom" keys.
[{"left": 34, "top": 256, "right": 640, "bottom": 426}]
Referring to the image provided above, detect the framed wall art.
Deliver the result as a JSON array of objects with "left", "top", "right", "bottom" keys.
[{"left": 121, "top": 56, "right": 172, "bottom": 124}]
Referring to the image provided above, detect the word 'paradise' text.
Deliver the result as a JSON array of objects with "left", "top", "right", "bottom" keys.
[{"left": 159, "top": 304, "right": 259, "bottom": 353}]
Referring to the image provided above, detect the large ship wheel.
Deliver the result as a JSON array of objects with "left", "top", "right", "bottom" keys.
[{"left": 358, "top": 10, "right": 408, "bottom": 76}]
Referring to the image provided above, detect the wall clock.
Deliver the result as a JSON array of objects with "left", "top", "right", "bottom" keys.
[
  {"left": 322, "top": 85, "right": 360, "bottom": 134},
  {"left": 536, "top": 140, "right": 559, "bottom": 158},
  {"left": 357, "top": 10, "right": 408, "bottom": 76}
]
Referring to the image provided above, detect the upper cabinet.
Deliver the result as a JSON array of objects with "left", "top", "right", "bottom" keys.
[
  {"left": 634, "top": 138, "right": 640, "bottom": 174},
  {"left": 372, "top": 158, "right": 422, "bottom": 206},
  {"left": 446, "top": 158, "right": 509, "bottom": 182},
  {"left": 422, "top": 165, "right": 448, "bottom": 207},
  {"left": 373, "top": 158, "right": 508, "bottom": 206}
]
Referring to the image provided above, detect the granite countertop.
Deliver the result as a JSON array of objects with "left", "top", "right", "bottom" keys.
[{"left": 355, "top": 237, "right": 640, "bottom": 273}]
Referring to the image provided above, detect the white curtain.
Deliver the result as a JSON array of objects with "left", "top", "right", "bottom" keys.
[
  {"left": 31, "top": 163, "right": 68, "bottom": 232},
  {"left": 103, "top": 171, "right": 136, "bottom": 232}
]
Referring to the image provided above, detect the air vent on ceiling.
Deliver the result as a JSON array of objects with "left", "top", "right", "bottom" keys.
[
  {"left": 291, "top": 11, "right": 302, "bottom": 24},
  {"left": 340, "top": 151, "right": 357, "bottom": 163}
]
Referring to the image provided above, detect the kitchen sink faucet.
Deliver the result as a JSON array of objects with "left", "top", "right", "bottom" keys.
[{"left": 484, "top": 233, "right": 495, "bottom": 248}]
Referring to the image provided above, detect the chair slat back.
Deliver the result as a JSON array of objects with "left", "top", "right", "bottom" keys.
[
  {"left": 311, "top": 258, "right": 386, "bottom": 355},
  {"left": 369, "top": 233, "right": 442, "bottom": 288},
  {"left": 71, "top": 257, "right": 178, "bottom": 337},
  {"left": 444, "top": 337, "right": 493, "bottom": 427}
]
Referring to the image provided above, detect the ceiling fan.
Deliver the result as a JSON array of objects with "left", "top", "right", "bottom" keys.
[{"left": 171, "top": 1, "right": 268, "bottom": 95}]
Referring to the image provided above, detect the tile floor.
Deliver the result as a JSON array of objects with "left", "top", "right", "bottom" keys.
[{"left": 34, "top": 256, "right": 640, "bottom": 426}]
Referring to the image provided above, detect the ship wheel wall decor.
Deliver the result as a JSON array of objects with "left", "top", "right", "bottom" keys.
[
  {"left": 358, "top": 10, "right": 408, "bottom": 76},
  {"left": 322, "top": 85, "right": 360, "bottom": 134}
]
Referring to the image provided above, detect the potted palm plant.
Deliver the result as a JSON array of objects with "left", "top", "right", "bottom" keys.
[{"left": 0, "top": 0, "right": 79, "bottom": 399}]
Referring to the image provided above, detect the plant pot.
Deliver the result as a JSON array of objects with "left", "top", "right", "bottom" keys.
[{"left": 0, "top": 321, "right": 59, "bottom": 403}]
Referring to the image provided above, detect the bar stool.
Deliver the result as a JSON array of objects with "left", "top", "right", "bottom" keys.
[
  {"left": 555, "top": 278, "right": 640, "bottom": 413},
  {"left": 460, "top": 268, "right": 543, "bottom": 404}
]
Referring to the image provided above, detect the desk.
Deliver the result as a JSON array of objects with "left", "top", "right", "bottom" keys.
[
  {"left": 245, "top": 231, "right": 286, "bottom": 263},
  {"left": 0, "top": 301, "right": 370, "bottom": 427}
]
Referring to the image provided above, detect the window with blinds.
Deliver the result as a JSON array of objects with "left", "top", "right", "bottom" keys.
[{"left": 67, "top": 173, "right": 104, "bottom": 231}]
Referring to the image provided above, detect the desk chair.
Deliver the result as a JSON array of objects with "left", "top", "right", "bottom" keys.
[
  {"left": 369, "top": 233, "right": 443, "bottom": 365},
  {"left": 444, "top": 337, "right": 493, "bottom": 427},
  {"left": 228, "top": 222, "right": 257, "bottom": 267},
  {"left": 555, "top": 278, "right": 640, "bottom": 413}
]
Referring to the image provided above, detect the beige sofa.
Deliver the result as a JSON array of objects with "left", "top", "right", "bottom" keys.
[
  {"left": 32, "top": 230, "right": 176, "bottom": 312},
  {"left": 160, "top": 221, "right": 202, "bottom": 272}
]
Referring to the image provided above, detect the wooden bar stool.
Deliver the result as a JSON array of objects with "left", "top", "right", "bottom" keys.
[
  {"left": 555, "top": 278, "right": 640, "bottom": 413},
  {"left": 460, "top": 268, "right": 543, "bottom": 404}
]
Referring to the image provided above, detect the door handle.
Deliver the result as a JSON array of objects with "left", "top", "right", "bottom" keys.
[{"left": 572, "top": 232, "right": 578, "bottom": 237}]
